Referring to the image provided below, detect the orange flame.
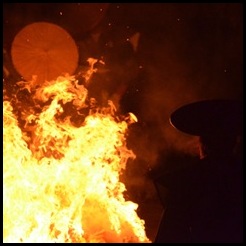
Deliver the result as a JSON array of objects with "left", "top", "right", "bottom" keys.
[{"left": 3, "top": 73, "right": 150, "bottom": 243}]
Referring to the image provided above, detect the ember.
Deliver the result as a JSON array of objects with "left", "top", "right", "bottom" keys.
[{"left": 3, "top": 72, "right": 150, "bottom": 243}]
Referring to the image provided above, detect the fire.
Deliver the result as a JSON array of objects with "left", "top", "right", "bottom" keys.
[{"left": 3, "top": 73, "right": 150, "bottom": 243}]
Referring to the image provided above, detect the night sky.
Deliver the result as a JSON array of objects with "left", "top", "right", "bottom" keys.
[{"left": 3, "top": 3, "right": 243, "bottom": 241}]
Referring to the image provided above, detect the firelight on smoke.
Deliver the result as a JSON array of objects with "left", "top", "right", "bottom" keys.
[{"left": 3, "top": 71, "right": 150, "bottom": 243}]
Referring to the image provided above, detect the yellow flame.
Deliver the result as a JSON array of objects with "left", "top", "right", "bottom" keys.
[{"left": 3, "top": 74, "right": 150, "bottom": 243}]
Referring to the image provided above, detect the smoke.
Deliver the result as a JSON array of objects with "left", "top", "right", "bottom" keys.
[
  {"left": 104, "top": 4, "right": 243, "bottom": 203},
  {"left": 119, "top": 3, "right": 243, "bottom": 161}
]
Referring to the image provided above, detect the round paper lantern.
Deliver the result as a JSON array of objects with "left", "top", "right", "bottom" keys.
[{"left": 11, "top": 21, "right": 79, "bottom": 84}]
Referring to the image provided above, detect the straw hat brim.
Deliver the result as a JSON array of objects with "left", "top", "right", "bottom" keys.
[{"left": 169, "top": 99, "right": 243, "bottom": 136}]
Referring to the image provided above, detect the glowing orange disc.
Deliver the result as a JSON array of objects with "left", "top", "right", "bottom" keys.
[{"left": 11, "top": 22, "right": 79, "bottom": 84}]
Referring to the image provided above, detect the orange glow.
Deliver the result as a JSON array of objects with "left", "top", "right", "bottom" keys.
[{"left": 3, "top": 73, "right": 150, "bottom": 243}]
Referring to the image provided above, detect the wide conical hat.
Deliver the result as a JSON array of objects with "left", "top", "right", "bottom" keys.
[
  {"left": 11, "top": 22, "right": 79, "bottom": 85},
  {"left": 169, "top": 99, "right": 243, "bottom": 136}
]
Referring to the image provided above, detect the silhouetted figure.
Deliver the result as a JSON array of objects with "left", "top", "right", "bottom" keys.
[{"left": 154, "top": 99, "right": 243, "bottom": 243}]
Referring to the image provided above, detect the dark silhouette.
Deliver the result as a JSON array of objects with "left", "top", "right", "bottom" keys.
[{"left": 154, "top": 99, "right": 243, "bottom": 243}]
